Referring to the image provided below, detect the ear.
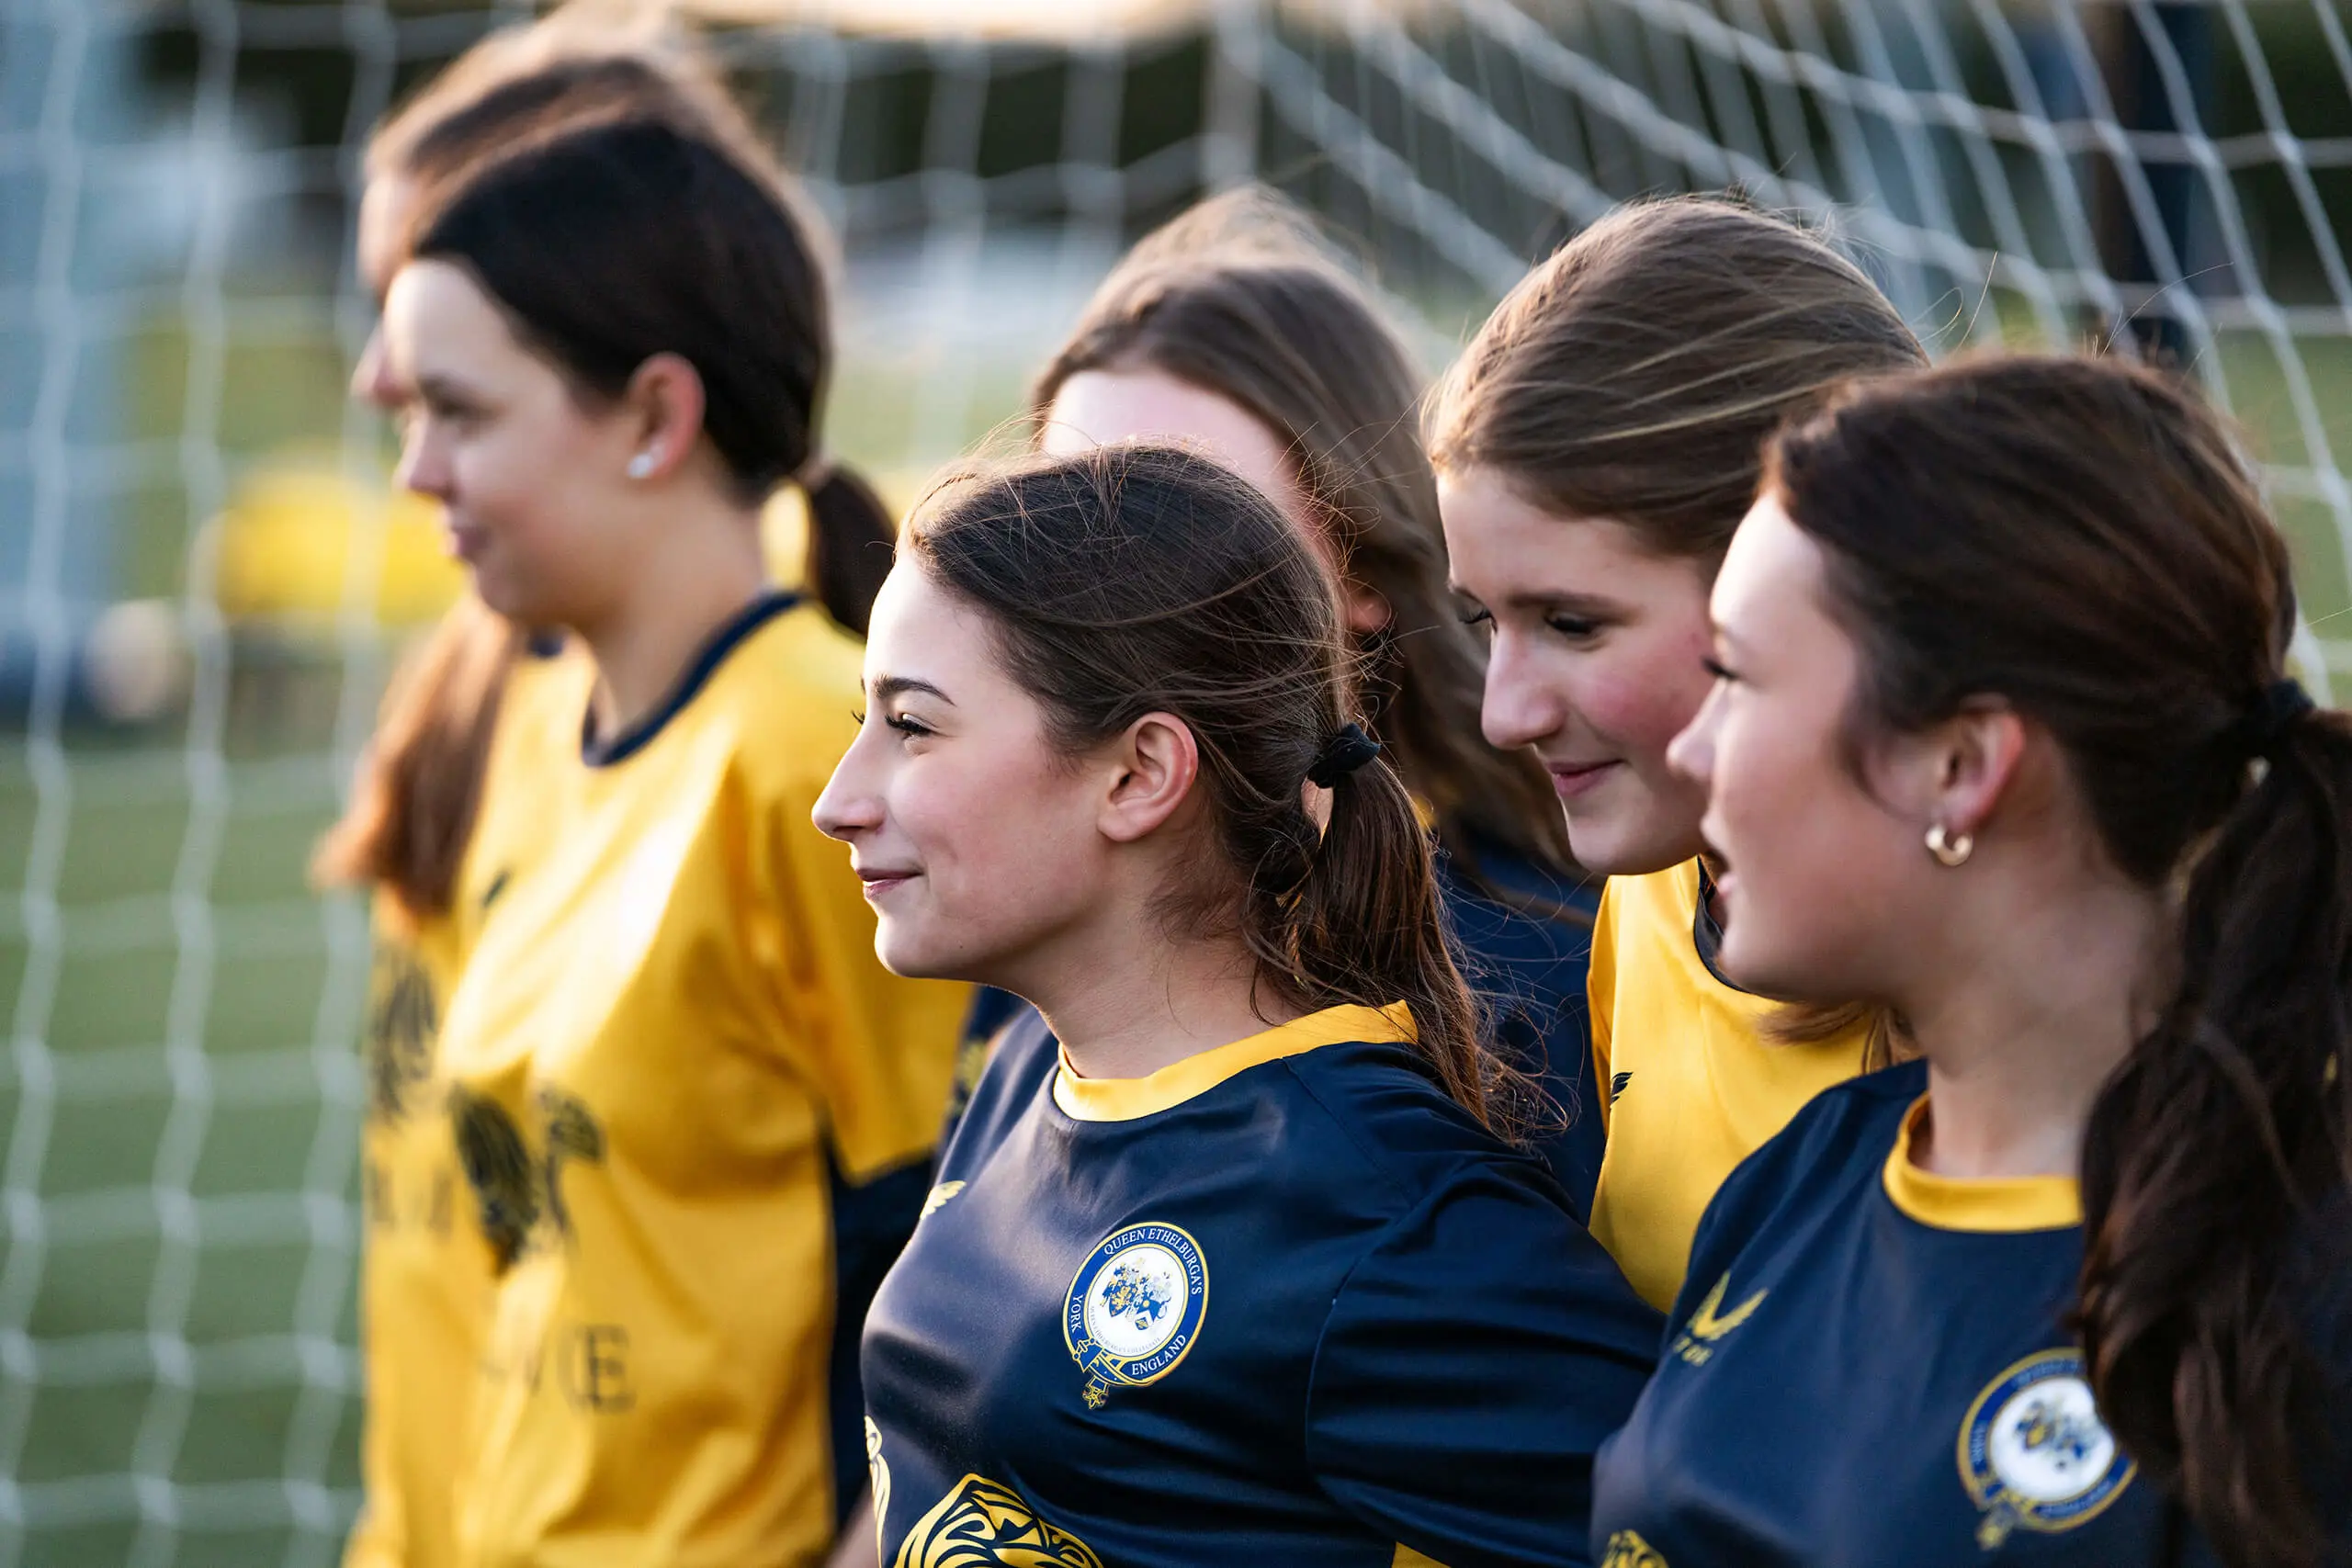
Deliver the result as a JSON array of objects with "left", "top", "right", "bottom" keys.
[
  {"left": 1096, "top": 712, "right": 1202, "bottom": 845},
  {"left": 1909, "top": 697, "right": 2028, "bottom": 841},
  {"left": 619, "top": 352, "right": 707, "bottom": 481}
]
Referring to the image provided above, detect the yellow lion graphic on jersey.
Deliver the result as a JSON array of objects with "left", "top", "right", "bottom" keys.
[
  {"left": 1600, "top": 1529, "right": 1669, "bottom": 1568},
  {"left": 894, "top": 1474, "right": 1104, "bottom": 1568}
]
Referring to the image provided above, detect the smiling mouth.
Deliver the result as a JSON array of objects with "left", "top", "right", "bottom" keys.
[
  {"left": 856, "top": 871, "right": 919, "bottom": 899},
  {"left": 1545, "top": 760, "right": 1620, "bottom": 798}
]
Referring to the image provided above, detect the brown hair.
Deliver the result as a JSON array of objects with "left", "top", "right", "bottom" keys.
[
  {"left": 1430, "top": 194, "right": 1928, "bottom": 1061},
  {"left": 1770, "top": 355, "right": 2350, "bottom": 1566},
  {"left": 322, "top": 17, "right": 892, "bottom": 923},
  {"left": 1032, "top": 189, "right": 1576, "bottom": 887},
  {"left": 907, "top": 445, "right": 1502, "bottom": 1127},
  {"left": 1427, "top": 195, "right": 1928, "bottom": 569},
  {"left": 314, "top": 596, "right": 519, "bottom": 928},
  {"left": 373, "top": 34, "right": 890, "bottom": 634}
]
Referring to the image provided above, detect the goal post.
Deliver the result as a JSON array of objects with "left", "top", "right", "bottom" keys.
[{"left": 2, "top": 3, "right": 2348, "bottom": 1564}]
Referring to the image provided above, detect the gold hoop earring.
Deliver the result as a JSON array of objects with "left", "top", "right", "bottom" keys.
[{"left": 1925, "top": 823, "right": 1973, "bottom": 868}]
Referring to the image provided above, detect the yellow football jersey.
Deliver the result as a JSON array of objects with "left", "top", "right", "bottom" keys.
[
  {"left": 434, "top": 592, "right": 967, "bottom": 1568},
  {"left": 346, "top": 637, "right": 595, "bottom": 1568},
  {"left": 1586, "top": 857, "right": 1868, "bottom": 1310}
]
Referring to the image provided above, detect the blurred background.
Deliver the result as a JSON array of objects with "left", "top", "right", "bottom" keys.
[{"left": 3, "top": 0, "right": 2351, "bottom": 1562}]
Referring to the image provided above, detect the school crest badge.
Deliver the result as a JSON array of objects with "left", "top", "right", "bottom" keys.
[
  {"left": 1959, "top": 1348, "right": 2136, "bottom": 1548},
  {"left": 1063, "top": 1221, "right": 1207, "bottom": 1410}
]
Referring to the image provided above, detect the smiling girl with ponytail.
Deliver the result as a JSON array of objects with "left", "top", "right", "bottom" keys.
[{"left": 818, "top": 443, "right": 1657, "bottom": 1568}]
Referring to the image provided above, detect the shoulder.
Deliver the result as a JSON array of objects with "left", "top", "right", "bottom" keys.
[
  {"left": 1279, "top": 1040, "right": 1573, "bottom": 1214},
  {"left": 1729, "top": 1056, "right": 1921, "bottom": 1190},
  {"left": 1604, "top": 859, "right": 1702, "bottom": 931},
  {"left": 1589, "top": 860, "right": 1702, "bottom": 995},
  {"left": 702, "top": 599, "right": 865, "bottom": 787},
  {"left": 721, "top": 598, "right": 865, "bottom": 714},
  {"left": 1679, "top": 1059, "right": 1924, "bottom": 1303}
]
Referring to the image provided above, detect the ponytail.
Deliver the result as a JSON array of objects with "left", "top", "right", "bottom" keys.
[
  {"left": 2078, "top": 705, "right": 2352, "bottom": 1568},
  {"left": 801, "top": 460, "right": 897, "bottom": 637},
  {"left": 313, "top": 597, "right": 520, "bottom": 926},
  {"left": 1269, "top": 747, "right": 1494, "bottom": 1130}
]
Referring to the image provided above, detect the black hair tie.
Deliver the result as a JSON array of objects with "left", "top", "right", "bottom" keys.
[
  {"left": 1306, "top": 723, "right": 1383, "bottom": 788},
  {"left": 2243, "top": 677, "right": 2316, "bottom": 757}
]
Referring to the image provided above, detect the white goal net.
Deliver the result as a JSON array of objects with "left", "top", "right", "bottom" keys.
[{"left": 2, "top": 1, "right": 2347, "bottom": 1562}]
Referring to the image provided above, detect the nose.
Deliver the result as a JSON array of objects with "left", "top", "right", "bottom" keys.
[
  {"left": 812, "top": 725, "right": 887, "bottom": 843},
  {"left": 351, "top": 325, "right": 396, "bottom": 411},
  {"left": 1666, "top": 679, "right": 1723, "bottom": 789},
  {"left": 396, "top": 423, "right": 453, "bottom": 504},
  {"left": 1480, "top": 626, "right": 1565, "bottom": 752}
]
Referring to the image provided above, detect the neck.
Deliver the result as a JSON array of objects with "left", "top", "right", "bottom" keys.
[
  {"left": 576, "top": 491, "right": 768, "bottom": 739},
  {"left": 1901, "top": 866, "right": 2166, "bottom": 1181},
  {"left": 1020, "top": 917, "right": 1301, "bottom": 1083}
]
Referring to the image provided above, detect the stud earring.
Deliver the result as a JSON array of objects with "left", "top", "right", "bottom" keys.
[
  {"left": 1925, "top": 823, "right": 1973, "bottom": 868},
  {"left": 627, "top": 452, "right": 655, "bottom": 480}
]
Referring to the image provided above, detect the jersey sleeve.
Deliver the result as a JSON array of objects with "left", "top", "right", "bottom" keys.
[
  {"left": 750, "top": 761, "right": 967, "bottom": 1183},
  {"left": 1303, "top": 1161, "right": 1662, "bottom": 1568},
  {"left": 1586, "top": 879, "right": 1622, "bottom": 1134}
]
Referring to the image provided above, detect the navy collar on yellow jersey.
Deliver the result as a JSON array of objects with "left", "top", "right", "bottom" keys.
[
  {"left": 1690, "top": 860, "right": 1748, "bottom": 993},
  {"left": 1051, "top": 1002, "right": 1416, "bottom": 1122},
  {"left": 580, "top": 588, "right": 803, "bottom": 769},
  {"left": 1882, "top": 1094, "right": 2083, "bottom": 1233}
]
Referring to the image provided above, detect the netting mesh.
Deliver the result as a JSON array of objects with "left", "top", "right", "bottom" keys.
[{"left": 2, "top": 1, "right": 2349, "bottom": 1562}]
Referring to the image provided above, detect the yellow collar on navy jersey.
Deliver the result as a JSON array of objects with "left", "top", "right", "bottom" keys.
[
  {"left": 1882, "top": 1096, "right": 2082, "bottom": 1233},
  {"left": 1052, "top": 1002, "right": 1416, "bottom": 1122}
]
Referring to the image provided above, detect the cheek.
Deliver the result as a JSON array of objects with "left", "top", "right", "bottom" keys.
[
  {"left": 459, "top": 415, "right": 616, "bottom": 559},
  {"left": 1574, "top": 624, "right": 1716, "bottom": 762},
  {"left": 1714, "top": 717, "right": 1911, "bottom": 986},
  {"left": 901, "top": 746, "right": 1093, "bottom": 908}
]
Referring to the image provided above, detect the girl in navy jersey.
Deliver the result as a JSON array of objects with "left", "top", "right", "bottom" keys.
[
  {"left": 1014, "top": 189, "right": 1604, "bottom": 1212},
  {"left": 816, "top": 445, "right": 1659, "bottom": 1568},
  {"left": 1594, "top": 355, "right": 2351, "bottom": 1567}
]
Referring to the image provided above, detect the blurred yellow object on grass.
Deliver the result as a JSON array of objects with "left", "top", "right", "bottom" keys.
[
  {"left": 200, "top": 449, "right": 923, "bottom": 631},
  {"left": 203, "top": 452, "right": 465, "bottom": 627}
]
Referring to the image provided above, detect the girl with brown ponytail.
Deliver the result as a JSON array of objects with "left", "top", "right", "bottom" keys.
[
  {"left": 1591, "top": 354, "right": 2351, "bottom": 1567},
  {"left": 1010, "top": 187, "right": 1604, "bottom": 1212},
  {"left": 819, "top": 444, "right": 1658, "bottom": 1568}
]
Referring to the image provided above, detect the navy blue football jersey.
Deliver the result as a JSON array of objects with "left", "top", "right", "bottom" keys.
[
  {"left": 1439, "top": 835, "right": 1605, "bottom": 1221},
  {"left": 862, "top": 1001, "right": 1661, "bottom": 1568},
  {"left": 1592, "top": 1061, "right": 2183, "bottom": 1566}
]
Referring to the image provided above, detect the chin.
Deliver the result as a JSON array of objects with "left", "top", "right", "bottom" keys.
[
  {"left": 1566, "top": 812, "right": 1696, "bottom": 880},
  {"left": 1715, "top": 927, "right": 1831, "bottom": 1006},
  {"left": 873, "top": 923, "right": 972, "bottom": 984}
]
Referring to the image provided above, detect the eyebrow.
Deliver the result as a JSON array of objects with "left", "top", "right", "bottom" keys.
[
  {"left": 872, "top": 675, "right": 955, "bottom": 705},
  {"left": 415, "top": 371, "right": 484, "bottom": 405},
  {"left": 1474, "top": 583, "right": 1627, "bottom": 617}
]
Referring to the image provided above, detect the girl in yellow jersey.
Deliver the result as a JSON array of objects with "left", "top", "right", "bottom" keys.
[
  {"left": 1428, "top": 197, "right": 1927, "bottom": 1308},
  {"left": 378, "top": 118, "right": 965, "bottom": 1567},
  {"left": 328, "top": 18, "right": 905, "bottom": 1567}
]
